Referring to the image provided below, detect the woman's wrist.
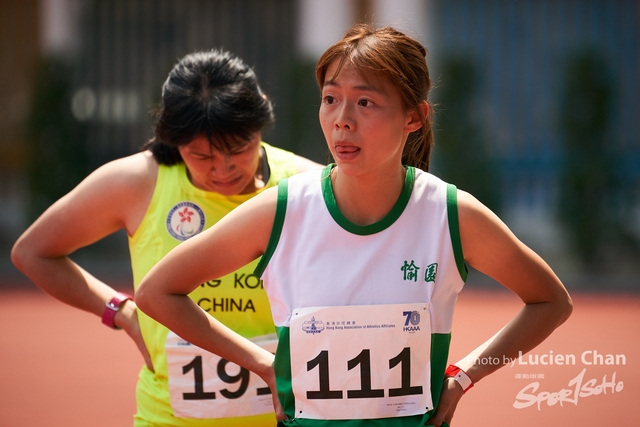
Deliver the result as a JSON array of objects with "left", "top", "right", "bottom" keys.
[
  {"left": 445, "top": 364, "right": 474, "bottom": 393},
  {"left": 102, "top": 292, "right": 133, "bottom": 329},
  {"left": 111, "top": 296, "right": 137, "bottom": 330},
  {"left": 252, "top": 347, "right": 276, "bottom": 378}
]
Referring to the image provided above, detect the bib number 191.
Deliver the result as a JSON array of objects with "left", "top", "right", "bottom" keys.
[
  {"left": 181, "top": 355, "right": 271, "bottom": 400},
  {"left": 166, "top": 331, "right": 276, "bottom": 418}
]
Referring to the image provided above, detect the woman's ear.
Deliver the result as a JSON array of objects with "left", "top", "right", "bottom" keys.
[{"left": 405, "top": 101, "right": 430, "bottom": 133}]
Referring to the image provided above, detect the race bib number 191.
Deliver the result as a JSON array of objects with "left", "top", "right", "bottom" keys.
[
  {"left": 290, "top": 303, "right": 432, "bottom": 420},
  {"left": 165, "top": 332, "right": 276, "bottom": 419}
]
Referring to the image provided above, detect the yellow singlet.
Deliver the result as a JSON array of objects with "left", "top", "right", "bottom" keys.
[{"left": 129, "top": 142, "right": 299, "bottom": 426}]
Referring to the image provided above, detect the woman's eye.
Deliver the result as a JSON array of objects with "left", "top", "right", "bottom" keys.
[
  {"left": 229, "top": 147, "right": 248, "bottom": 156},
  {"left": 358, "top": 99, "right": 371, "bottom": 107},
  {"left": 324, "top": 95, "right": 336, "bottom": 104}
]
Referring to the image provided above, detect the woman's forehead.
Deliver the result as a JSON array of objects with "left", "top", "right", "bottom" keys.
[
  {"left": 183, "top": 133, "right": 260, "bottom": 154},
  {"left": 324, "top": 60, "right": 395, "bottom": 95}
]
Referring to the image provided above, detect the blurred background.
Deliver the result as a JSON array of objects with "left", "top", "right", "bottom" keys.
[
  {"left": 1, "top": 2, "right": 639, "bottom": 425},
  {"left": 1, "top": 0, "right": 639, "bottom": 291}
]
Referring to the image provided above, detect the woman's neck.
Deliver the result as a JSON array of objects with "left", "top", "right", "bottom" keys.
[{"left": 330, "top": 164, "right": 406, "bottom": 226}]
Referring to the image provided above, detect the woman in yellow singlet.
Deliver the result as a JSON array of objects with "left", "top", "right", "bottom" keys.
[{"left": 11, "top": 49, "right": 322, "bottom": 426}]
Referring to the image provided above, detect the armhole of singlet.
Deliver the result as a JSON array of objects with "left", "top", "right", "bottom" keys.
[
  {"left": 129, "top": 161, "right": 164, "bottom": 244},
  {"left": 254, "top": 178, "right": 288, "bottom": 277},
  {"left": 260, "top": 144, "right": 271, "bottom": 184},
  {"left": 446, "top": 184, "right": 468, "bottom": 282}
]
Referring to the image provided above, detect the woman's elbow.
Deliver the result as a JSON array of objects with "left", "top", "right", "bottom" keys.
[
  {"left": 11, "top": 235, "right": 33, "bottom": 274},
  {"left": 555, "top": 287, "right": 573, "bottom": 326},
  {"left": 134, "top": 279, "right": 155, "bottom": 317}
]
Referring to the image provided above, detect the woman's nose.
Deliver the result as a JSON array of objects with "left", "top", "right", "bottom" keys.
[
  {"left": 212, "top": 155, "right": 234, "bottom": 173},
  {"left": 335, "top": 104, "right": 354, "bottom": 130}
]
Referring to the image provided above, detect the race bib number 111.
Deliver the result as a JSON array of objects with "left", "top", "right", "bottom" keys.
[{"left": 289, "top": 303, "right": 432, "bottom": 420}]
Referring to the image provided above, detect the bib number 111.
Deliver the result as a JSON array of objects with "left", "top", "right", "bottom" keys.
[{"left": 306, "top": 347, "right": 423, "bottom": 400}]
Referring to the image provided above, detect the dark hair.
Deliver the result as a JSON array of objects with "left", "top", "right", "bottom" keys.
[
  {"left": 315, "top": 23, "right": 434, "bottom": 171},
  {"left": 144, "top": 49, "right": 275, "bottom": 165}
]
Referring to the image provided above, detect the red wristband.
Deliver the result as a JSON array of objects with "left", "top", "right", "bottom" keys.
[
  {"left": 445, "top": 364, "right": 474, "bottom": 393},
  {"left": 101, "top": 292, "right": 132, "bottom": 330}
]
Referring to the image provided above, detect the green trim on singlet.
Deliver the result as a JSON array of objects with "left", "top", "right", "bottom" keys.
[
  {"left": 274, "top": 326, "right": 452, "bottom": 426},
  {"left": 274, "top": 326, "right": 295, "bottom": 422},
  {"left": 255, "top": 178, "right": 289, "bottom": 277},
  {"left": 321, "top": 164, "right": 415, "bottom": 236},
  {"left": 446, "top": 184, "right": 468, "bottom": 282},
  {"left": 425, "top": 333, "right": 452, "bottom": 422}
]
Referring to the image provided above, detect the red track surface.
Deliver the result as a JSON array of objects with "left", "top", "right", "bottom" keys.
[{"left": 1, "top": 287, "right": 638, "bottom": 426}]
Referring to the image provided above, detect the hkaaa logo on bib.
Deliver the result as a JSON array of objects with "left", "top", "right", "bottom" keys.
[{"left": 166, "top": 202, "right": 205, "bottom": 241}]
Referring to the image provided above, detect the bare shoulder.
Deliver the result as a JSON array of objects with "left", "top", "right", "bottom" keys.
[
  {"left": 456, "top": 189, "right": 521, "bottom": 264},
  {"left": 61, "top": 151, "right": 159, "bottom": 235},
  {"left": 89, "top": 151, "right": 157, "bottom": 189},
  {"left": 456, "top": 189, "right": 525, "bottom": 282},
  {"left": 212, "top": 185, "right": 279, "bottom": 255},
  {"left": 457, "top": 189, "right": 519, "bottom": 238},
  {"left": 229, "top": 185, "right": 279, "bottom": 226},
  {"left": 78, "top": 152, "right": 157, "bottom": 202},
  {"left": 13, "top": 151, "right": 160, "bottom": 257},
  {"left": 456, "top": 189, "right": 567, "bottom": 303},
  {"left": 293, "top": 154, "right": 325, "bottom": 173}
]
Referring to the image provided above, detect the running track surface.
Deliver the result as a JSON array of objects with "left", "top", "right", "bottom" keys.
[{"left": 1, "top": 286, "right": 638, "bottom": 426}]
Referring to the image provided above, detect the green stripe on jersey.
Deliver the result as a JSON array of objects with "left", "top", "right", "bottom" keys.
[
  {"left": 255, "top": 178, "right": 289, "bottom": 277},
  {"left": 446, "top": 184, "right": 468, "bottom": 282}
]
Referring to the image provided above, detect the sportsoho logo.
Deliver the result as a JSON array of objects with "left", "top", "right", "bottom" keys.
[{"left": 166, "top": 202, "right": 205, "bottom": 241}]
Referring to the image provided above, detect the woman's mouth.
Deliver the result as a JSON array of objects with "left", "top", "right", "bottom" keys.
[
  {"left": 211, "top": 175, "right": 242, "bottom": 188},
  {"left": 334, "top": 144, "right": 360, "bottom": 161}
]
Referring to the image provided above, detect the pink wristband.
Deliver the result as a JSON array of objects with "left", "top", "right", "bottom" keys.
[{"left": 101, "top": 292, "right": 132, "bottom": 330}]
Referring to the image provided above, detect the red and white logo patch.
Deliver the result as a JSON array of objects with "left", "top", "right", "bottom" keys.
[{"left": 166, "top": 202, "right": 205, "bottom": 241}]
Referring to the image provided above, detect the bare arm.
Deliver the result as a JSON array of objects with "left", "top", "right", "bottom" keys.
[
  {"left": 429, "top": 190, "right": 572, "bottom": 426},
  {"left": 11, "top": 152, "right": 157, "bottom": 368},
  {"left": 455, "top": 190, "right": 572, "bottom": 379}
]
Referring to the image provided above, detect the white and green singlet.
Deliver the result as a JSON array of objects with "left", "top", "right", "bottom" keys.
[{"left": 256, "top": 165, "right": 468, "bottom": 427}]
